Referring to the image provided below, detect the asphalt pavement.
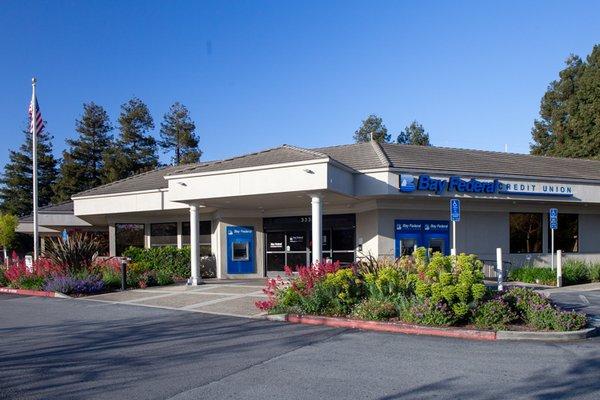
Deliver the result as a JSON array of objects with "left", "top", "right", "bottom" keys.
[{"left": 1, "top": 294, "right": 599, "bottom": 400}]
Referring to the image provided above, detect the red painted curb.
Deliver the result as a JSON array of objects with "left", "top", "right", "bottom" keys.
[
  {"left": 0, "top": 287, "right": 61, "bottom": 298},
  {"left": 285, "top": 314, "right": 497, "bottom": 341}
]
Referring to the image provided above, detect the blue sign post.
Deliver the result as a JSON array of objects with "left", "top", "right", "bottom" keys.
[
  {"left": 450, "top": 199, "right": 460, "bottom": 255},
  {"left": 61, "top": 229, "right": 68, "bottom": 242},
  {"left": 550, "top": 208, "right": 558, "bottom": 270}
]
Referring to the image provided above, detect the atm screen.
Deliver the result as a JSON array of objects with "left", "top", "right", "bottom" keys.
[{"left": 232, "top": 242, "right": 249, "bottom": 261}]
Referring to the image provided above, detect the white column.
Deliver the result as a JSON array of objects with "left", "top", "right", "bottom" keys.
[
  {"left": 496, "top": 248, "right": 503, "bottom": 291},
  {"left": 557, "top": 250, "right": 563, "bottom": 287},
  {"left": 108, "top": 223, "right": 116, "bottom": 256},
  {"left": 188, "top": 204, "right": 201, "bottom": 285},
  {"left": 311, "top": 195, "right": 322, "bottom": 265}
]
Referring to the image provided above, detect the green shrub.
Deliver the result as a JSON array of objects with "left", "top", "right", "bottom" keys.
[
  {"left": 553, "top": 310, "right": 588, "bottom": 331},
  {"left": 508, "top": 266, "right": 555, "bottom": 285},
  {"left": 589, "top": 264, "right": 600, "bottom": 282},
  {"left": 562, "top": 260, "right": 590, "bottom": 285},
  {"left": 363, "top": 266, "right": 409, "bottom": 301},
  {"left": 0, "top": 267, "right": 8, "bottom": 287},
  {"left": 45, "top": 232, "right": 104, "bottom": 275},
  {"left": 100, "top": 267, "right": 121, "bottom": 289},
  {"left": 156, "top": 269, "right": 174, "bottom": 286},
  {"left": 298, "top": 268, "right": 362, "bottom": 316},
  {"left": 400, "top": 297, "right": 455, "bottom": 326},
  {"left": 502, "top": 287, "right": 550, "bottom": 319},
  {"left": 525, "top": 303, "right": 558, "bottom": 330},
  {"left": 13, "top": 275, "right": 45, "bottom": 290},
  {"left": 351, "top": 298, "right": 397, "bottom": 321},
  {"left": 471, "top": 299, "right": 517, "bottom": 330}
]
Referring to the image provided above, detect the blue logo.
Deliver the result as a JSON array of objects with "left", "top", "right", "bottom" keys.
[{"left": 399, "top": 174, "right": 416, "bottom": 193}]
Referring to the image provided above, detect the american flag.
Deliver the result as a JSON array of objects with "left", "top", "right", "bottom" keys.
[{"left": 29, "top": 98, "right": 44, "bottom": 134}]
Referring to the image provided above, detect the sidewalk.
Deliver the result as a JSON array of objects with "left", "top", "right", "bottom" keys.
[{"left": 82, "top": 279, "right": 268, "bottom": 318}]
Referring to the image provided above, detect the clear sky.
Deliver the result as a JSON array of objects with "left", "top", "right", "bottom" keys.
[{"left": 1, "top": 0, "right": 599, "bottom": 169}]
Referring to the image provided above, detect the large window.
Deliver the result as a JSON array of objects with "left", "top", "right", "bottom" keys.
[
  {"left": 182, "top": 221, "right": 212, "bottom": 256},
  {"left": 548, "top": 214, "right": 579, "bottom": 253},
  {"left": 150, "top": 222, "right": 177, "bottom": 247},
  {"left": 510, "top": 213, "right": 543, "bottom": 253},
  {"left": 115, "top": 223, "right": 145, "bottom": 256}
]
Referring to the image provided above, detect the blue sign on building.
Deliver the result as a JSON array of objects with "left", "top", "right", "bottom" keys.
[
  {"left": 398, "top": 174, "right": 574, "bottom": 198},
  {"left": 550, "top": 208, "right": 558, "bottom": 230}
]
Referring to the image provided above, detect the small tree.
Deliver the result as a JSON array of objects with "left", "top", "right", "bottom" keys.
[
  {"left": 397, "top": 121, "right": 431, "bottom": 146},
  {"left": 353, "top": 114, "right": 391, "bottom": 143},
  {"left": 0, "top": 214, "right": 18, "bottom": 265}
]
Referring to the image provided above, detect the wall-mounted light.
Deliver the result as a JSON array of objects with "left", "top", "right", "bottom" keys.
[
  {"left": 303, "top": 169, "right": 315, "bottom": 174},
  {"left": 177, "top": 181, "right": 187, "bottom": 187}
]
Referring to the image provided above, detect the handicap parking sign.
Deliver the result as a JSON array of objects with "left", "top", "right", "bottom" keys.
[
  {"left": 450, "top": 199, "right": 460, "bottom": 222},
  {"left": 550, "top": 208, "right": 558, "bottom": 230}
]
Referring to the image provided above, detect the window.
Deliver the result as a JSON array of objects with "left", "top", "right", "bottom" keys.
[
  {"left": 232, "top": 242, "right": 249, "bottom": 261},
  {"left": 150, "top": 222, "right": 177, "bottom": 247},
  {"left": 510, "top": 213, "right": 543, "bottom": 253},
  {"left": 548, "top": 214, "right": 579, "bottom": 253},
  {"left": 115, "top": 223, "right": 145, "bottom": 256},
  {"left": 182, "top": 221, "right": 212, "bottom": 256}
]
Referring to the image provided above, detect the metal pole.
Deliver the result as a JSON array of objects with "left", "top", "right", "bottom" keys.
[
  {"left": 557, "top": 250, "right": 562, "bottom": 287},
  {"left": 452, "top": 220, "right": 457, "bottom": 255},
  {"left": 31, "top": 78, "right": 39, "bottom": 261},
  {"left": 120, "top": 260, "right": 127, "bottom": 291},
  {"left": 496, "top": 248, "right": 503, "bottom": 291},
  {"left": 551, "top": 228, "right": 555, "bottom": 270}
]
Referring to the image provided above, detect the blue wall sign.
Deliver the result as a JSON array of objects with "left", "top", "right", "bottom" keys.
[
  {"left": 399, "top": 174, "right": 573, "bottom": 198},
  {"left": 226, "top": 226, "right": 255, "bottom": 274},
  {"left": 550, "top": 208, "right": 558, "bottom": 230},
  {"left": 450, "top": 199, "right": 460, "bottom": 222}
]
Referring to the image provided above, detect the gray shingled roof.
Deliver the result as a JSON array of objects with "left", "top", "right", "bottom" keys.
[
  {"left": 170, "top": 145, "right": 326, "bottom": 176},
  {"left": 71, "top": 142, "right": 600, "bottom": 199},
  {"left": 20, "top": 201, "right": 74, "bottom": 222},
  {"left": 73, "top": 164, "right": 191, "bottom": 198},
  {"left": 379, "top": 142, "right": 600, "bottom": 180}
]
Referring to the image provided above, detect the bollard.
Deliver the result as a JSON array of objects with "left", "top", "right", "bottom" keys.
[
  {"left": 496, "top": 248, "right": 503, "bottom": 291},
  {"left": 557, "top": 250, "right": 562, "bottom": 287},
  {"left": 121, "top": 260, "right": 127, "bottom": 291}
]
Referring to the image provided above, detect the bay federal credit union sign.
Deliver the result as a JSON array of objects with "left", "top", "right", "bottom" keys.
[{"left": 399, "top": 174, "right": 574, "bottom": 198}]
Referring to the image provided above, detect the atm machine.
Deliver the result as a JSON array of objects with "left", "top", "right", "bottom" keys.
[
  {"left": 394, "top": 220, "right": 450, "bottom": 258},
  {"left": 226, "top": 226, "right": 255, "bottom": 274}
]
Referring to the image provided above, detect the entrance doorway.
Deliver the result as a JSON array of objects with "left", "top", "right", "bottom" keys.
[{"left": 264, "top": 214, "right": 356, "bottom": 274}]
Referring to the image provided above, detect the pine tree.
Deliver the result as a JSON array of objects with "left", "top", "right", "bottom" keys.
[
  {"left": 531, "top": 45, "right": 600, "bottom": 158},
  {"left": 159, "top": 102, "right": 201, "bottom": 165},
  {"left": 53, "top": 103, "right": 112, "bottom": 202},
  {"left": 353, "top": 114, "right": 391, "bottom": 143},
  {"left": 0, "top": 126, "right": 58, "bottom": 216},
  {"left": 104, "top": 98, "right": 158, "bottom": 181},
  {"left": 397, "top": 121, "right": 431, "bottom": 146}
]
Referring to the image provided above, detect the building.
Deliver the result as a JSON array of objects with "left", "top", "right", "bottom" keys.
[{"left": 19, "top": 141, "right": 600, "bottom": 282}]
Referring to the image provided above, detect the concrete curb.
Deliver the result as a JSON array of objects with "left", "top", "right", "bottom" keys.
[
  {"left": 266, "top": 314, "right": 496, "bottom": 341},
  {"left": 496, "top": 326, "right": 598, "bottom": 341},
  {"left": 0, "top": 287, "right": 69, "bottom": 299},
  {"left": 266, "top": 314, "right": 599, "bottom": 342}
]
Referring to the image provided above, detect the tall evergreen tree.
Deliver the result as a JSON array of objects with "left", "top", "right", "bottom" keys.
[
  {"left": 397, "top": 120, "right": 431, "bottom": 146},
  {"left": 159, "top": 102, "right": 201, "bottom": 165},
  {"left": 0, "top": 126, "right": 58, "bottom": 216},
  {"left": 104, "top": 98, "right": 158, "bottom": 181},
  {"left": 531, "top": 45, "right": 600, "bottom": 158},
  {"left": 53, "top": 103, "right": 112, "bottom": 202},
  {"left": 353, "top": 114, "right": 391, "bottom": 143}
]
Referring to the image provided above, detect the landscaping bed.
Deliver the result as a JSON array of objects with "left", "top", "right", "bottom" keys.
[
  {"left": 256, "top": 249, "right": 590, "bottom": 335},
  {"left": 508, "top": 260, "right": 600, "bottom": 286},
  {"left": 0, "top": 232, "right": 215, "bottom": 297}
]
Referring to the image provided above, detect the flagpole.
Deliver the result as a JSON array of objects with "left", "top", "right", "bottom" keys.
[{"left": 31, "top": 78, "right": 39, "bottom": 261}]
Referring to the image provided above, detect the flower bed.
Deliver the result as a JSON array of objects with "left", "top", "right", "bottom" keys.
[{"left": 256, "top": 249, "right": 588, "bottom": 332}]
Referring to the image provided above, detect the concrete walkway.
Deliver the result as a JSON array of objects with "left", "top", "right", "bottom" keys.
[{"left": 82, "top": 279, "right": 268, "bottom": 318}]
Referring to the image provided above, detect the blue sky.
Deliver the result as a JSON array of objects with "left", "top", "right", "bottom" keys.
[{"left": 1, "top": 0, "right": 599, "bottom": 169}]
